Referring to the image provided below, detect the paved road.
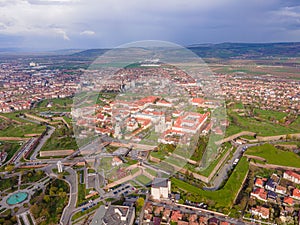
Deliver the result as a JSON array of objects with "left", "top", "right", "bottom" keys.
[
  {"left": 205, "top": 143, "right": 260, "bottom": 190},
  {"left": 59, "top": 167, "right": 78, "bottom": 225},
  {"left": 10, "top": 138, "right": 37, "bottom": 166},
  {"left": 30, "top": 125, "right": 55, "bottom": 160}
]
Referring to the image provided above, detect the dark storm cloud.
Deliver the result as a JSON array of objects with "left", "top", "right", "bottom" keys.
[{"left": 0, "top": 0, "right": 300, "bottom": 49}]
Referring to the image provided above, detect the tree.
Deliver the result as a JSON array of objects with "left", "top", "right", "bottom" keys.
[
  {"left": 43, "top": 195, "right": 50, "bottom": 203},
  {"left": 5, "top": 164, "right": 14, "bottom": 173},
  {"left": 135, "top": 197, "right": 145, "bottom": 212}
]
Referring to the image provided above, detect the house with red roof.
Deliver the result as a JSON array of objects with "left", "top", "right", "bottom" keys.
[
  {"left": 254, "top": 177, "right": 265, "bottom": 188},
  {"left": 250, "top": 187, "right": 267, "bottom": 202},
  {"left": 275, "top": 185, "right": 287, "bottom": 195},
  {"left": 283, "top": 170, "right": 300, "bottom": 184},
  {"left": 190, "top": 98, "right": 205, "bottom": 107},
  {"left": 170, "top": 210, "right": 182, "bottom": 222},
  {"left": 250, "top": 206, "right": 270, "bottom": 219},
  {"left": 292, "top": 188, "right": 300, "bottom": 200},
  {"left": 284, "top": 196, "right": 294, "bottom": 206}
]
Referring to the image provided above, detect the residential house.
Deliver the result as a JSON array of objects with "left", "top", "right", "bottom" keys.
[
  {"left": 283, "top": 171, "right": 300, "bottom": 184},
  {"left": 284, "top": 197, "right": 294, "bottom": 206},
  {"left": 171, "top": 210, "right": 183, "bottom": 222},
  {"left": 292, "top": 188, "right": 300, "bottom": 200},
  {"left": 251, "top": 187, "right": 268, "bottom": 202},
  {"left": 275, "top": 185, "right": 287, "bottom": 195},
  {"left": 208, "top": 217, "right": 219, "bottom": 225},
  {"left": 265, "top": 178, "right": 277, "bottom": 191},
  {"left": 254, "top": 177, "right": 265, "bottom": 188},
  {"left": 250, "top": 206, "right": 270, "bottom": 219}
]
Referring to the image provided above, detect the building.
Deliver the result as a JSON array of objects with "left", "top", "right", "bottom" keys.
[
  {"left": 254, "top": 177, "right": 265, "bottom": 188},
  {"left": 112, "top": 156, "right": 123, "bottom": 167},
  {"left": 90, "top": 205, "right": 135, "bottom": 225},
  {"left": 151, "top": 178, "right": 171, "bottom": 200},
  {"left": 292, "top": 188, "right": 300, "bottom": 200},
  {"left": 208, "top": 217, "right": 219, "bottom": 225},
  {"left": 251, "top": 187, "right": 267, "bottom": 202},
  {"left": 265, "top": 178, "right": 277, "bottom": 191},
  {"left": 283, "top": 170, "right": 300, "bottom": 184},
  {"left": 250, "top": 206, "right": 270, "bottom": 219},
  {"left": 172, "top": 112, "right": 209, "bottom": 134},
  {"left": 275, "top": 185, "right": 287, "bottom": 195},
  {"left": 284, "top": 197, "right": 294, "bottom": 206}
]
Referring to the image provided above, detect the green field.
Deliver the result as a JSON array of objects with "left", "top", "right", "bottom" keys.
[
  {"left": 145, "top": 168, "right": 158, "bottom": 177},
  {"left": 226, "top": 110, "right": 300, "bottom": 137},
  {"left": 196, "top": 146, "right": 232, "bottom": 177},
  {"left": 35, "top": 97, "right": 73, "bottom": 112},
  {"left": 172, "top": 157, "right": 249, "bottom": 210},
  {"left": 41, "top": 125, "right": 77, "bottom": 151},
  {"left": 0, "top": 141, "right": 22, "bottom": 163},
  {"left": 254, "top": 109, "right": 287, "bottom": 121},
  {"left": 246, "top": 143, "right": 300, "bottom": 167},
  {"left": 135, "top": 175, "right": 152, "bottom": 185},
  {"left": 0, "top": 117, "right": 46, "bottom": 137}
]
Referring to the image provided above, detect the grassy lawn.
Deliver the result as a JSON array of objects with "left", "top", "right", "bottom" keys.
[
  {"left": 131, "top": 167, "right": 140, "bottom": 175},
  {"left": 290, "top": 117, "right": 300, "bottom": 131},
  {"left": 197, "top": 146, "right": 231, "bottom": 177},
  {"left": 0, "top": 141, "right": 23, "bottom": 163},
  {"left": 35, "top": 97, "right": 73, "bottom": 112},
  {"left": 246, "top": 143, "right": 300, "bottom": 167},
  {"left": 41, "top": 125, "right": 77, "bottom": 151},
  {"left": 0, "top": 118, "right": 46, "bottom": 137},
  {"left": 145, "top": 168, "right": 158, "bottom": 177},
  {"left": 135, "top": 175, "right": 152, "bottom": 185},
  {"left": 226, "top": 111, "right": 300, "bottom": 137},
  {"left": 254, "top": 109, "right": 287, "bottom": 121},
  {"left": 0, "top": 112, "right": 31, "bottom": 123},
  {"left": 150, "top": 151, "right": 168, "bottom": 160},
  {"left": 77, "top": 170, "right": 88, "bottom": 207},
  {"left": 171, "top": 157, "right": 249, "bottom": 210}
]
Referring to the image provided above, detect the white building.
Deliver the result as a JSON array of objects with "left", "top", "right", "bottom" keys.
[
  {"left": 283, "top": 170, "right": 300, "bottom": 184},
  {"left": 151, "top": 178, "right": 171, "bottom": 200}
]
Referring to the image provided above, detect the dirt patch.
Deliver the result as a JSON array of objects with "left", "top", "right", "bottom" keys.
[
  {"left": 0, "top": 137, "right": 29, "bottom": 141},
  {"left": 244, "top": 154, "right": 266, "bottom": 162}
]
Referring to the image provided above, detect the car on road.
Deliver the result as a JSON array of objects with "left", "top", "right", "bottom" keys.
[{"left": 233, "top": 158, "right": 239, "bottom": 165}]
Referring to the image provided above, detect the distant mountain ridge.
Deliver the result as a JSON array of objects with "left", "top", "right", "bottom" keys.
[{"left": 72, "top": 42, "right": 300, "bottom": 59}]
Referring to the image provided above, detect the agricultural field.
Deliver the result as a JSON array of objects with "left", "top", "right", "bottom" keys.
[{"left": 246, "top": 143, "right": 300, "bottom": 167}]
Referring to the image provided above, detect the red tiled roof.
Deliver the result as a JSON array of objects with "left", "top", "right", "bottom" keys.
[
  {"left": 292, "top": 188, "right": 300, "bottom": 198},
  {"left": 284, "top": 197, "right": 294, "bottom": 205}
]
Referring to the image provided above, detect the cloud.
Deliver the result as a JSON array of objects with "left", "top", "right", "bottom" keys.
[
  {"left": 0, "top": 0, "right": 300, "bottom": 49},
  {"left": 54, "top": 28, "right": 70, "bottom": 40},
  {"left": 80, "top": 30, "right": 95, "bottom": 36}
]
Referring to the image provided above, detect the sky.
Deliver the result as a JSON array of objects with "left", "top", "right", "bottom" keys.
[{"left": 0, "top": 0, "right": 300, "bottom": 50}]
